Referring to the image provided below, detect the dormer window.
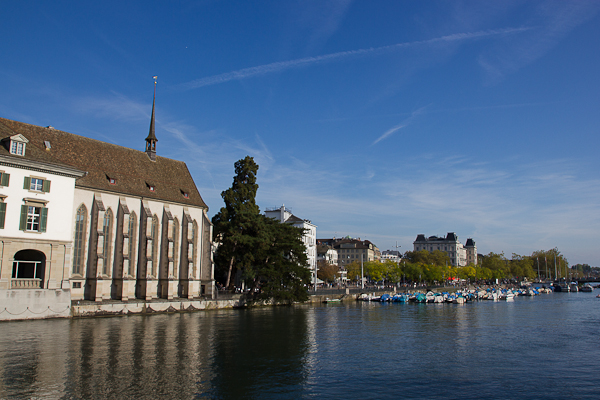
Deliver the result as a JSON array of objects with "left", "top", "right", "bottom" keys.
[
  {"left": 181, "top": 190, "right": 189, "bottom": 199},
  {"left": 11, "top": 142, "right": 24, "bottom": 155},
  {"left": 148, "top": 185, "right": 155, "bottom": 192},
  {"left": 109, "top": 178, "right": 116, "bottom": 185},
  {"left": 8, "top": 134, "right": 29, "bottom": 156}
]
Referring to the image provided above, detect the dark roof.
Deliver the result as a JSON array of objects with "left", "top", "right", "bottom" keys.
[
  {"left": 0, "top": 118, "right": 207, "bottom": 209},
  {"left": 414, "top": 233, "right": 460, "bottom": 243},
  {"left": 285, "top": 214, "right": 304, "bottom": 223},
  {"left": 317, "top": 244, "right": 332, "bottom": 254},
  {"left": 465, "top": 238, "right": 475, "bottom": 247}
]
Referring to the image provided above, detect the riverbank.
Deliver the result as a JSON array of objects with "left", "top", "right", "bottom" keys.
[{"left": 2, "top": 284, "right": 538, "bottom": 320}]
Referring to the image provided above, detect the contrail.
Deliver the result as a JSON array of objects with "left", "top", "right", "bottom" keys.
[{"left": 179, "top": 27, "right": 531, "bottom": 90}]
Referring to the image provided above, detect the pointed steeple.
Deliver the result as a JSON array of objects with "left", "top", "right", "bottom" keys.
[{"left": 146, "top": 76, "right": 158, "bottom": 161}]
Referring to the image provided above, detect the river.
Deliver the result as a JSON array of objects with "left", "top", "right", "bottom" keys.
[{"left": 0, "top": 292, "right": 598, "bottom": 399}]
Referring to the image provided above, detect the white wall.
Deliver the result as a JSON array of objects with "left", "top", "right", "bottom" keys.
[{"left": 0, "top": 165, "right": 76, "bottom": 241}]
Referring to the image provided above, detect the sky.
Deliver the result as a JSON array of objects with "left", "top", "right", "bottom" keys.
[{"left": 1, "top": 0, "right": 600, "bottom": 266}]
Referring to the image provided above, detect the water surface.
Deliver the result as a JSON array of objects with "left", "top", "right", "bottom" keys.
[{"left": 0, "top": 292, "right": 598, "bottom": 399}]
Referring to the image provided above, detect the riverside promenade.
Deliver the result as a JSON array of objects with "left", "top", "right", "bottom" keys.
[{"left": 5, "top": 284, "right": 520, "bottom": 320}]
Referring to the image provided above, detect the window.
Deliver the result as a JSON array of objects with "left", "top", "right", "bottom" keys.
[
  {"left": 151, "top": 215, "right": 159, "bottom": 276},
  {"left": 8, "top": 135, "right": 28, "bottom": 156},
  {"left": 10, "top": 141, "right": 25, "bottom": 156},
  {"left": 0, "top": 202, "right": 5, "bottom": 229},
  {"left": 20, "top": 205, "right": 48, "bottom": 232},
  {"left": 128, "top": 212, "right": 137, "bottom": 276},
  {"left": 31, "top": 178, "right": 43, "bottom": 191},
  {"left": 173, "top": 218, "right": 179, "bottom": 277},
  {"left": 102, "top": 209, "right": 113, "bottom": 275},
  {"left": 73, "top": 205, "right": 87, "bottom": 275},
  {"left": 0, "top": 172, "right": 10, "bottom": 187},
  {"left": 191, "top": 220, "right": 198, "bottom": 277},
  {"left": 23, "top": 177, "right": 51, "bottom": 193}
]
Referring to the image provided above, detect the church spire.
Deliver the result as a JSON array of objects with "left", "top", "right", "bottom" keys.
[{"left": 146, "top": 76, "right": 158, "bottom": 161}]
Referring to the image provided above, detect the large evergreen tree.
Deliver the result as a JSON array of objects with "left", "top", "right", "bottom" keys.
[
  {"left": 212, "top": 156, "right": 311, "bottom": 303},
  {"left": 212, "top": 156, "right": 261, "bottom": 288}
]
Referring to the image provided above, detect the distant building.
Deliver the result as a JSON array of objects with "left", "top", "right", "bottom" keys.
[
  {"left": 317, "top": 244, "right": 338, "bottom": 266},
  {"left": 332, "top": 237, "right": 379, "bottom": 268},
  {"left": 413, "top": 233, "right": 476, "bottom": 267},
  {"left": 381, "top": 250, "right": 401, "bottom": 263},
  {"left": 265, "top": 205, "right": 317, "bottom": 275}
]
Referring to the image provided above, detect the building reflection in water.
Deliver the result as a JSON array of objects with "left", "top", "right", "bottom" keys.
[
  {"left": 209, "top": 306, "right": 310, "bottom": 399},
  {"left": 0, "top": 307, "right": 310, "bottom": 399}
]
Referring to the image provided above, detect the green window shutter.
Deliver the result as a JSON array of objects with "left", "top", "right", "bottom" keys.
[
  {"left": 19, "top": 205, "right": 28, "bottom": 230},
  {"left": 42, "top": 179, "right": 51, "bottom": 193},
  {"left": 40, "top": 207, "right": 48, "bottom": 232},
  {"left": 23, "top": 176, "right": 31, "bottom": 190},
  {"left": 0, "top": 203, "right": 6, "bottom": 229},
  {"left": 0, "top": 173, "right": 8, "bottom": 187}
]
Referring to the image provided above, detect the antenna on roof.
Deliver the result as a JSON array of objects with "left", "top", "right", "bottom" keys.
[{"left": 146, "top": 76, "right": 158, "bottom": 161}]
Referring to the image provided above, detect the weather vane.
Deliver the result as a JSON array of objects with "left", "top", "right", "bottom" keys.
[{"left": 153, "top": 76, "right": 158, "bottom": 85}]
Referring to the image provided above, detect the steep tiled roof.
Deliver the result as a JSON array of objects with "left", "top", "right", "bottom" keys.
[{"left": 0, "top": 118, "right": 207, "bottom": 209}]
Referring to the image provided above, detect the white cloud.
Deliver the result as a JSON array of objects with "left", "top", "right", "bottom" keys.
[{"left": 179, "top": 27, "right": 531, "bottom": 90}]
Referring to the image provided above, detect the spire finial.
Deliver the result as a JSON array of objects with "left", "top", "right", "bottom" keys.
[{"left": 146, "top": 76, "right": 158, "bottom": 161}]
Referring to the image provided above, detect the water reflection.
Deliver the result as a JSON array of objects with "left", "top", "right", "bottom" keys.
[
  {"left": 209, "top": 307, "right": 310, "bottom": 399},
  {"left": 0, "top": 307, "right": 310, "bottom": 399},
  {"left": 0, "top": 295, "right": 599, "bottom": 399}
]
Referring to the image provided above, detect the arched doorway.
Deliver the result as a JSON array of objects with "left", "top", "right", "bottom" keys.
[{"left": 12, "top": 250, "right": 46, "bottom": 289}]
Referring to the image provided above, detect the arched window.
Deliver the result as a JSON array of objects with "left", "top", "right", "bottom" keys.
[
  {"left": 128, "top": 211, "right": 137, "bottom": 276},
  {"left": 102, "top": 208, "right": 113, "bottom": 275},
  {"left": 151, "top": 215, "right": 159, "bottom": 277},
  {"left": 191, "top": 220, "right": 198, "bottom": 277},
  {"left": 172, "top": 218, "right": 179, "bottom": 277},
  {"left": 73, "top": 204, "right": 87, "bottom": 276}
]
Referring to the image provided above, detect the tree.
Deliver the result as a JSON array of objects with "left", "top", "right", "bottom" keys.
[
  {"left": 509, "top": 254, "right": 536, "bottom": 280},
  {"left": 212, "top": 156, "right": 311, "bottom": 303},
  {"left": 212, "top": 156, "right": 261, "bottom": 289},
  {"left": 531, "top": 248, "right": 569, "bottom": 280},
  {"left": 317, "top": 260, "right": 339, "bottom": 283},
  {"left": 480, "top": 252, "right": 509, "bottom": 280},
  {"left": 345, "top": 261, "right": 362, "bottom": 283},
  {"left": 250, "top": 216, "right": 311, "bottom": 303}
]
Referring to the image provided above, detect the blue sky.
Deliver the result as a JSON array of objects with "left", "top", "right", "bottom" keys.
[{"left": 2, "top": 1, "right": 600, "bottom": 265}]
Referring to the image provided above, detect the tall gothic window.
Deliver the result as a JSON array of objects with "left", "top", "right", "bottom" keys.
[
  {"left": 73, "top": 204, "right": 87, "bottom": 275},
  {"left": 173, "top": 218, "right": 179, "bottom": 278},
  {"left": 102, "top": 209, "right": 113, "bottom": 275},
  {"left": 151, "top": 215, "right": 159, "bottom": 277},
  {"left": 191, "top": 220, "right": 198, "bottom": 277},
  {"left": 128, "top": 211, "right": 137, "bottom": 276}
]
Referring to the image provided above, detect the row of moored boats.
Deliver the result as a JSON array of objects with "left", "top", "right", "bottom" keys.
[{"left": 357, "top": 287, "right": 553, "bottom": 304}]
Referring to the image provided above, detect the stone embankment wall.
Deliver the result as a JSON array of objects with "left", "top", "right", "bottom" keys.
[
  {"left": 0, "top": 289, "right": 71, "bottom": 321},
  {"left": 71, "top": 297, "right": 245, "bottom": 318}
]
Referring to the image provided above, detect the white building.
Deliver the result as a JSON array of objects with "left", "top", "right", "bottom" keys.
[
  {"left": 317, "top": 244, "right": 338, "bottom": 266},
  {"left": 413, "top": 233, "right": 477, "bottom": 267},
  {"left": 381, "top": 250, "right": 402, "bottom": 263},
  {"left": 265, "top": 206, "right": 317, "bottom": 276}
]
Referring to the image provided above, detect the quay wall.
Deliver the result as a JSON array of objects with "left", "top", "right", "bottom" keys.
[
  {"left": 0, "top": 289, "right": 71, "bottom": 321},
  {"left": 2, "top": 286, "right": 504, "bottom": 321}
]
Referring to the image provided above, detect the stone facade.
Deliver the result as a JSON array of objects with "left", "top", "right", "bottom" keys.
[{"left": 0, "top": 108, "right": 214, "bottom": 320}]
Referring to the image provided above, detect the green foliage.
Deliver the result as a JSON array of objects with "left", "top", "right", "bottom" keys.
[
  {"left": 344, "top": 261, "right": 362, "bottom": 282},
  {"left": 509, "top": 254, "right": 536, "bottom": 279},
  {"left": 212, "top": 156, "right": 261, "bottom": 288},
  {"left": 212, "top": 156, "right": 311, "bottom": 303},
  {"left": 251, "top": 217, "right": 311, "bottom": 303},
  {"left": 404, "top": 250, "right": 450, "bottom": 266},
  {"left": 530, "top": 248, "right": 569, "bottom": 280},
  {"left": 317, "top": 260, "right": 339, "bottom": 283}
]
